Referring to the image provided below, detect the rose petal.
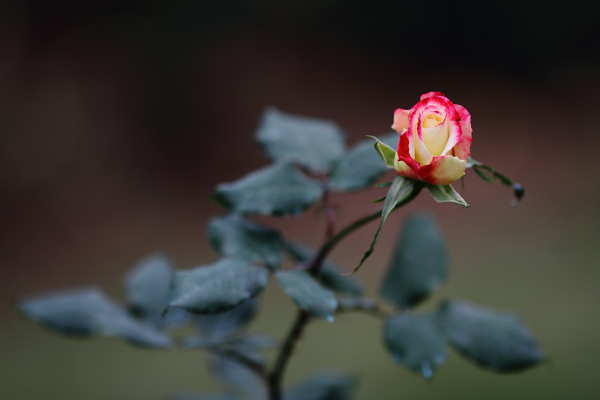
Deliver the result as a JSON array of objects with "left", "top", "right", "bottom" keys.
[
  {"left": 392, "top": 108, "right": 411, "bottom": 133},
  {"left": 455, "top": 104, "right": 472, "bottom": 139},
  {"left": 414, "top": 117, "right": 434, "bottom": 166},
  {"left": 394, "top": 158, "right": 419, "bottom": 180},
  {"left": 421, "top": 121, "right": 449, "bottom": 157},
  {"left": 421, "top": 155, "right": 466, "bottom": 185},
  {"left": 452, "top": 104, "right": 473, "bottom": 160},
  {"left": 397, "top": 130, "right": 420, "bottom": 172},
  {"left": 420, "top": 91, "right": 445, "bottom": 100},
  {"left": 441, "top": 118, "right": 462, "bottom": 157}
]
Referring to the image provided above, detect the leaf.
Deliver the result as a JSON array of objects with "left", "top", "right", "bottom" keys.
[
  {"left": 95, "top": 309, "right": 174, "bottom": 348},
  {"left": 383, "top": 312, "right": 448, "bottom": 379},
  {"left": 283, "top": 241, "right": 363, "bottom": 296},
  {"left": 208, "top": 352, "right": 266, "bottom": 399},
  {"left": 17, "top": 287, "right": 172, "bottom": 348},
  {"left": 208, "top": 214, "right": 284, "bottom": 270},
  {"left": 275, "top": 270, "right": 338, "bottom": 321},
  {"left": 195, "top": 298, "right": 258, "bottom": 339},
  {"left": 167, "top": 259, "right": 270, "bottom": 315},
  {"left": 124, "top": 253, "right": 187, "bottom": 328},
  {"left": 255, "top": 107, "right": 346, "bottom": 173},
  {"left": 213, "top": 163, "right": 323, "bottom": 216},
  {"left": 425, "top": 183, "right": 470, "bottom": 207},
  {"left": 328, "top": 133, "right": 399, "bottom": 192},
  {"left": 440, "top": 299, "right": 546, "bottom": 372},
  {"left": 380, "top": 213, "right": 448, "bottom": 308},
  {"left": 317, "top": 266, "right": 363, "bottom": 298},
  {"left": 352, "top": 176, "right": 416, "bottom": 274},
  {"left": 285, "top": 371, "right": 357, "bottom": 400}
]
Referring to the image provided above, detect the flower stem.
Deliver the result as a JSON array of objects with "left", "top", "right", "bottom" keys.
[
  {"left": 308, "top": 182, "right": 423, "bottom": 275},
  {"left": 267, "top": 310, "right": 311, "bottom": 400},
  {"left": 267, "top": 182, "right": 423, "bottom": 399},
  {"left": 206, "top": 347, "right": 267, "bottom": 379}
]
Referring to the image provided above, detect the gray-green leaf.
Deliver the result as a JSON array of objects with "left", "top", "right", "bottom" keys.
[
  {"left": 384, "top": 312, "right": 447, "bottom": 379},
  {"left": 276, "top": 270, "right": 338, "bottom": 321},
  {"left": 283, "top": 241, "right": 363, "bottom": 296},
  {"left": 167, "top": 259, "right": 270, "bottom": 315},
  {"left": 209, "top": 352, "right": 266, "bottom": 399},
  {"left": 17, "top": 287, "right": 172, "bottom": 348},
  {"left": 440, "top": 299, "right": 545, "bottom": 372},
  {"left": 213, "top": 163, "right": 323, "bottom": 216},
  {"left": 125, "top": 253, "right": 187, "bottom": 328},
  {"left": 195, "top": 298, "right": 258, "bottom": 339},
  {"left": 208, "top": 214, "right": 284, "bottom": 270},
  {"left": 285, "top": 372, "right": 357, "bottom": 400},
  {"left": 425, "top": 183, "right": 469, "bottom": 207},
  {"left": 256, "top": 108, "right": 346, "bottom": 173},
  {"left": 328, "top": 133, "right": 399, "bottom": 192},
  {"left": 380, "top": 213, "right": 448, "bottom": 308},
  {"left": 352, "top": 176, "right": 417, "bottom": 274}
]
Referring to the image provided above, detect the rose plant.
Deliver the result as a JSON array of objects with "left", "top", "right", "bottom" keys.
[{"left": 17, "top": 95, "right": 541, "bottom": 400}]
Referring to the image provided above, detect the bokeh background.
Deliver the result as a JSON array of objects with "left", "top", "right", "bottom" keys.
[{"left": 2, "top": 1, "right": 599, "bottom": 399}]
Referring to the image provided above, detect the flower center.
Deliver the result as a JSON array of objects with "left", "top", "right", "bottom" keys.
[{"left": 422, "top": 113, "right": 443, "bottom": 128}]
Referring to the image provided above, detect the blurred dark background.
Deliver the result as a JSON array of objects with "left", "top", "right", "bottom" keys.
[{"left": 2, "top": 1, "right": 599, "bottom": 399}]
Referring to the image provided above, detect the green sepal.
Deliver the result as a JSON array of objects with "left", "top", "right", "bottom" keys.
[
  {"left": 367, "top": 135, "right": 397, "bottom": 169},
  {"left": 351, "top": 176, "right": 417, "bottom": 275},
  {"left": 375, "top": 181, "right": 393, "bottom": 188},
  {"left": 467, "top": 156, "right": 524, "bottom": 203},
  {"left": 426, "top": 183, "right": 470, "bottom": 207}
]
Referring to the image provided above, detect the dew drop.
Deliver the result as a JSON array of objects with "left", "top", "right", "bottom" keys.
[{"left": 420, "top": 361, "right": 433, "bottom": 380}]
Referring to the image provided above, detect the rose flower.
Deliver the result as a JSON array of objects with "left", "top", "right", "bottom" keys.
[{"left": 392, "top": 92, "right": 472, "bottom": 185}]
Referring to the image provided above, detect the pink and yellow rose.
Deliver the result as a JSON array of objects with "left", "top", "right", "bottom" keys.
[{"left": 392, "top": 92, "right": 472, "bottom": 185}]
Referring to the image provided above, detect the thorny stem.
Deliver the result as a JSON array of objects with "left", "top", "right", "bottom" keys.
[{"left": 267, "top": 183, "right": 423, "bottom": 400}]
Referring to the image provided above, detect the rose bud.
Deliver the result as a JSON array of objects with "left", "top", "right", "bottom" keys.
[{"left": 392, "top": 92, "right": 472, "bottom": 185}]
